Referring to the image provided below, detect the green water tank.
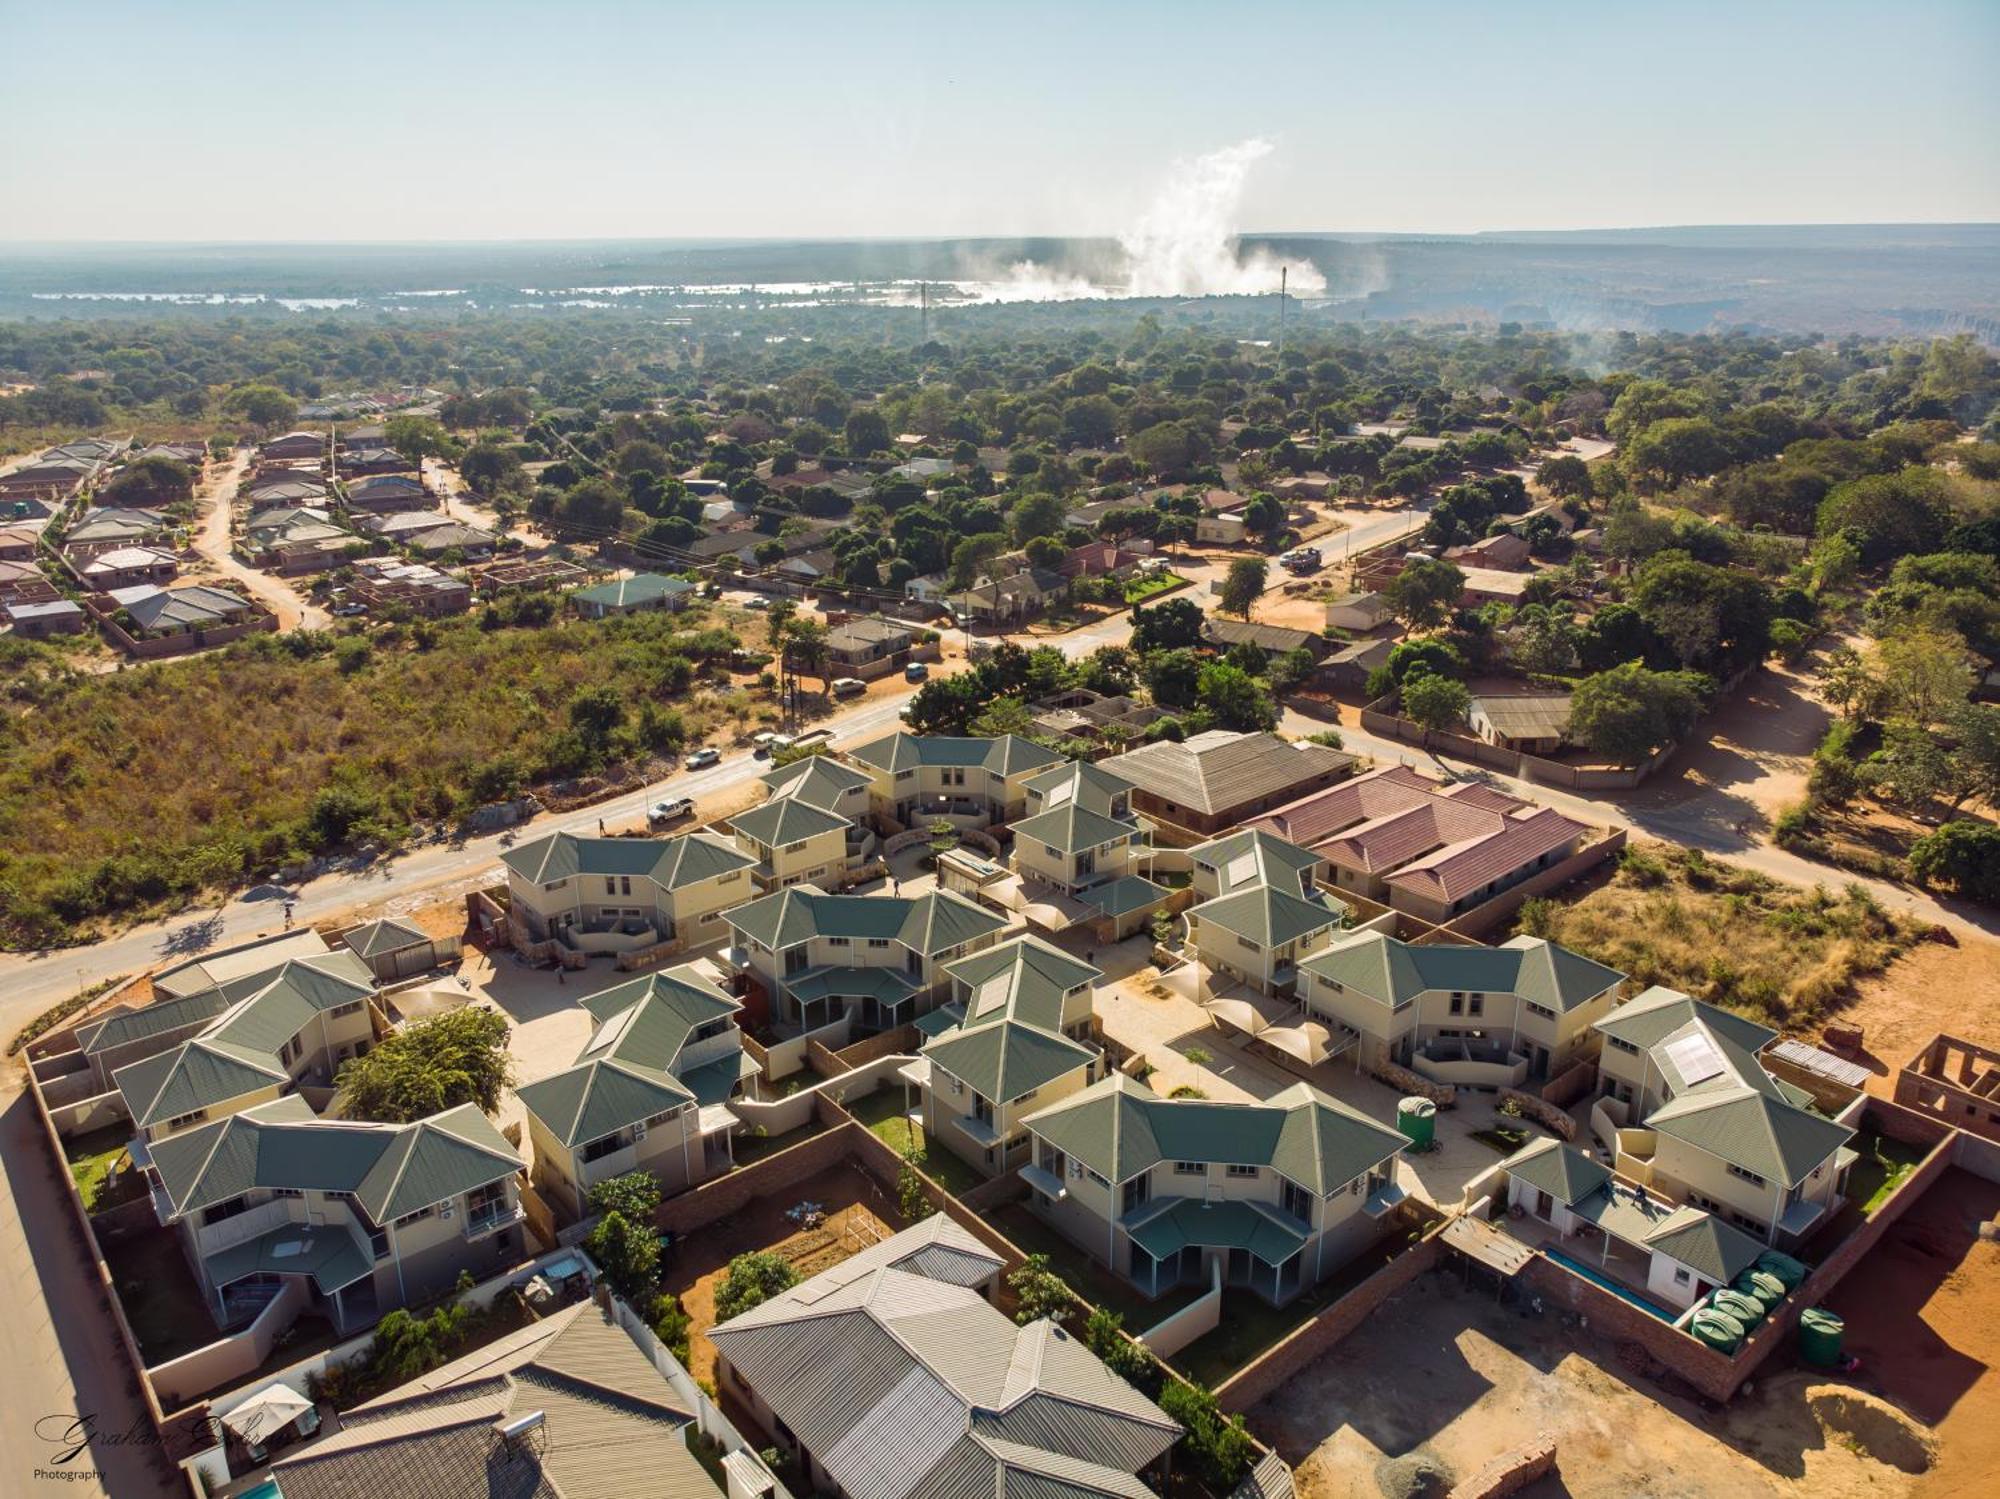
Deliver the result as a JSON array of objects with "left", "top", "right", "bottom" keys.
[
  {"left": 1799, "top": 1307, "right": 1846, "bottom": 1367},
  {"left": 1735, "top": 1269, "right": 1789, "bottom": 1308},
  {"left": 1709, "top": 1290, "right": 1766, "bottom": 1331},
  {"left": 1397, "top": 1096, "right": 1437, "bottom": 1149},
  {"left": 1754, "top": 1250, "right": 1808, "bottom": 1290},
  {"left": 1689, "top": 1308, "right": 1745, "bottom": 1353}
]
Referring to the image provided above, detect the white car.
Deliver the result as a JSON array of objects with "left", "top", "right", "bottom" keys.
[
  {"left": 684, "top": 747, "right": 721, "bottom": 769},
  {"left": 648, "top": 797, "right": 695, "bottom": 825},
  {"left": 751, "top": 731, "right": 780, "bottom": 755}
]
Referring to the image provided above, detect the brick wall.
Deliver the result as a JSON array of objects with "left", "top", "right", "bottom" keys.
[
  {"left": 828, "top": 1024, "right": 919, "bottom": 1072},
  {"left": 651, "top": 1121, "right": 859, "bottom": 1237},
  {"left": 1214, "top": 1222, "right": 1447, "bottom": 1413},
  {"left": 1498, "top": 1088, "right": 1577, "bottom": 1141},
  {"left": 1539, "top": 1058, "right": 1596, "bottom": 1109},
  {"left": 1445, "top": 1436, "right": 1558, "bottom": 1499}
]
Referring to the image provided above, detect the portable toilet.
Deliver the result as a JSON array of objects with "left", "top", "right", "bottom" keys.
[
  {"left": 1396, "top": 1096, "right": 1436, "bottom": 1149},
  {"left": 1799, "top": 1307, "right": 1846, "bottom": 1367}
]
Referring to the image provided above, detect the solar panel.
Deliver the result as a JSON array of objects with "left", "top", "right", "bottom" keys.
[
  {"left": 1043, "top": 779, "right": 1075, "bottom": 807},
  {"left": 1225, "top": 852, "right": 1260, "bottom": 889},
  {"left": 973, "top": 975, "right": 1013, "bottom": 1015},
  {"left": 1663, "top": 1030, "right": 1726, "bottom": 1087}
]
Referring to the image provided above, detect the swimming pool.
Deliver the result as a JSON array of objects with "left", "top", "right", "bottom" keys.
[
  {"left": 236, "top": 1481, "right": 282, "bottom": 1499},
  {"left": 1541, "top": 1247, "right": 1676, "bottom": 1323}
]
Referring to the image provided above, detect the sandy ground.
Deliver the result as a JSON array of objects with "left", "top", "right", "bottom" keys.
[
  {"left": 1829, "top": 941, "right": 2000, "bottom": 1096},
  {"left": 1822, "top": 1167, "right": 2000, "bottom": 1499},
  {"left": 185, "top": 448, "right": 328, "bottom": 630},
  {"left": 660, "top": 1161, "right": 897, "bottom": 1387},
  {"left": 1257, "top": 1262, "right": 1937, "bottom": 1499}
]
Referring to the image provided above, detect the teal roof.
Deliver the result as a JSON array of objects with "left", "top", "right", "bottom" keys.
[
  {"left": 1187, "top": 828, "right": 1323, "bottom": 896},
  {"left": 147, "top": 1098, "right": 519, "bottom": 1223},
  {"left": 1020, "top": 760, "right": 1139, "bottom": 819},
  {"left": 342, "top": 918, "right": 428, "bottom": 959},
  {"left": 1013, "top": 801, "right": 1139, "bottom": 856},
  {"left": 1642, "top": 1206, "right": 1767, "bottom": 1285},
  {"left": 730, "top": 797, "right": 850, "bottom": 848},
  {"left": 501, "top": 829, "right": 757, "bottom": 890},
  {"left": 1302, "top": 931, "right": 1624, "bottom": 1014},
  {"left": 847, "top": 732, "right": 1065, "bottom": 779},
  {"left": 1125, "top": 1197, "right": 1309, "bottom": 1267},
  {"left": 1646, "top": 1086, "right": 1853, "bottom": 1187},
  {"left": 76, "top": 989, "right": 231, "bottom": 1057},
  {"left": 924, "top": 1019, "right": 1096, "bottom": 1104},
  {"left": 1023, "top": 1074, "right": 1404, "bottom": 1192},
  {"left": 1191, "top": 883, "right": 1345, "bottom": 948},
  {"left": 762, "top": 754, "right": 871, "bottom": 811},
  {"left": 571, "top": 572, "right": 693, "bottom": 609},
  {"left": 945, "top": 935, "right": 1100, "bottom": 1034},
  {"left": 784, "top": 966, "right": 920, "bottom": 1006},
  {"left": 1595, "top": 986, "right": 1777, "bottom": 1054},
  {"left": 517, "top": 1060, "right": 694, "bottom": 1150},
  {"left": 725, "top": 883, "right": 1006, "bottom": 955},
  {"left": 1081, "top": 876, "right": 1168, "bottom": 918},
  {"left": 115, "top": 1039, "right": 287, "bottom": 1128},
  {"left": 1503, "top": 1138, "right": 1611, "bottom": 1207},
  {"left": 206, "top": 1219, "right": 373, "bottom": 1295}
]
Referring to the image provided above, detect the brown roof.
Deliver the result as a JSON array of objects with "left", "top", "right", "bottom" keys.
[
  {"left": 1107, "top": 731, "right": 1354, "bottom": 817},
  {"left": 1386, "top": 806, "right": 1589, "bottom": 904}
]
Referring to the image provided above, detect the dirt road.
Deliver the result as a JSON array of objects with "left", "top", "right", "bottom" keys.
[{"left": 187, "top": 448, "right": 327, "bottom": 630}]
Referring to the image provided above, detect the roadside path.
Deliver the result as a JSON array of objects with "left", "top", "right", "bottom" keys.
[{"left": 188, "top": 448, "right": 327, "bottom": 630}]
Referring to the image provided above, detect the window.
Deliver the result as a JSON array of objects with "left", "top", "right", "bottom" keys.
[
  {"left": 1174, "top": 1161, "right": 1206, "bottom": 1176},
  {"left": 620, "top": 876, "right": 632, "bottom": 896},
  {"left": 605, "top": 878, "right": 617, "bottom": 896},
  {"left": 1236, "top": 935, "right": 1260, "bottom": 953},
  {"left": 1449, "top": 995, "right": 1464, "bottom": 1015},
  {"left": 868, "top": 937, "right": 891, "bottom": 949},
  {"left": 331, "top": 1000, "right": 365, "bottom": 1019},
  {"left": 202, "top": 1197, "right": 252, "bottom": 1226},
  {"left": 646, "top": 1108, "right": 683, "bottom": 1128},
  {"left": 784, "top": 840, "right": 808, "bottom": 855},
  {"left": 270, "top": 1187, "right": 303, "bottom": 1200},
  {"left": 1608, "top": 1036, "right": 1640, "bottom": 1055},
  {"left": 972, "top": 1093, "right": 994, "bottom": 1125},
  {"left": 1524, "top": 1001, "right": 1556, "bottom": 1021},
  {"left": 1041, "top": 1146, "right": 1068, "bottom": 1177},
  {"left": 1226, "top": 1163, "right": 1259, "bottom": 1180},
  {"left": 826, "top": 935, "right": 850, "bottom": 948},
  {"left": 166, "top": 1108, "right": 207, "bottom": 1131},
  {"left": 369, "top": 1229, "right": 390, "bottom": 1260},
  {"left": 1122, "top": 1175, "right": 1151, "bottom": 1213},
  {"left": 1467, "top": 996, "right": 1484, "bottom": 1017},
  {"left": 394, "top": 1206, "right": 434, "bottom": 1228},
  {"left": 1726, "top": 1164, "right": 1767, "bottom": 1187},
  {"left": 1086, "top": 1168, "right": 1110, "bottom": 1189},
  {"left": 1281, "top": 1179, "right": 1313, "bottom": 1222},
  {"left": 784, "top": 948, "right": 809, "bottom": 976},
  {"left": 1673, "top": 1267, "right": 1691, "bottom": 1286}
]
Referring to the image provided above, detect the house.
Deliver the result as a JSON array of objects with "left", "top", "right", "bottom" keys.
[
  {"left": 1325, "top": 591, "right": 1395, "bottom": 634},
  {"left": 0, "top": 557, "right": 60, "bottom": 604},
  {"left": 339, "top": 917, "right": 449, "bottom": 981},
  {"left": 759, "top": 751, "right": 874, "bottom": 821},
  {"left": 946, "top": 566, "right": 1067, "bottom": 623},
  {"left": 0, "top": 526, "right": 40, "bottom": 561},
  {"left": 341, "top": 473, "right": 431, "bottom": 514},
  {"left": 141, "top": 1095, "right": 522, "bottom": 1336},
  {"left": 363, "top": 509, "right": 456, "bottom": 541},
  {"left": 0, "top": 453, "right": 100, "bottom": 504},
  {"left": 1322, "top": 635, "right": 1395, "bottom": 692},
  {"left": 1102, "top": 729, "right": 1356, "bottom": 836},
  {"left": 1591, "top": 987, "right": 1855, "bottom": 1246},
  {"left": 499, "top": 829, "right": 758, "bottom": 959},
  {"left": 1243, "top": 763, "right": 1590, "bottom": 922},
  {"left": 722, "top": 883, "right": 1009, "bottom": 1033},
  {"left": 1298, "top": 930, "right": 1624, "bottom": 1086},
  {"left": 348, "top": 557, "right": 471, "bottom": 617},
  {"left": 64, "top": 542, "right": 179, "bottom": 590},
  {"left": 113, "top": 946, "right": 381, "bottom": 1142},
  {"left": 336, "top": 423, "right": 387, "bottom": 450},
  {"left": 270, "top": 1299, "right": 730, "bottom": 1499},
  {"left": 106, "top": 583, "right": 256, "bottom": 638},
  {"left": 243, "top": 472, "right": 331, "bottom": 511},
  {"left": 1021, "top": 1073, "right": 1406, "bottom": 1305},
  {"left": 469, "top": 556, "right": 591, "bottom": 594},
  {"left": 517, "top": 963, "right": 752, "bottom": 1221},
  {"left": 1457, "top": 565, "right": 1535, "bottom": 606},
  {"left": 1060, "top": 539, "right": 1146, "bottom": 580},
  {"left": 917, "top": 936, "right": 1105, "bottom": 1176},
  {"left": 401, "top": 520, "right": 496, "bottom": 556},
  {"left": 1273, "top": 473, "right": 1334, "bottom": 501},
  {"left": 243, "top": 506, "right": 355, "bottom": 573},
  {"left": 991, "top": 759, "right": 1167, "bottom": 940},
  {"left": 1446, "top": 531, "right": 1532, "bottom": 570},
  {"left": 1187, "top": 827, "right": 1326, "bottom": 901},
  {"left": 132, "top": 441, "right": 206, "bottom": 470},
  {"left": 1195, "top": 510, "right": 1248, "bottom": 545},
  {"left": 844, "top": 731, "right": 1066, "bottom": 829},
  {"left": 730, "top": 796, "right": 862, "bottom": 893},
  {"left": 338, "top": 447, "right": 417, "bottom": 478},
  {"left": 1500, "top": 1139, "right": 1770, "bottom": 1311},
  {"left": 260, "top": 431, "right": 327, "bottom": 463},
  {"left": 1185, "top": 881, "right": 1349, "bottom": 996},
  {"left": 4, "top": 598, "right": 86, "bottom": 636},
  {"left": 1202, "top": 617, "right": 1328, "bottom": 662},
  {"left": 824, "top": 615, "right": 915, "bottom": 679},
  {"left": 1468, "top": 692, "right": 1573, "bottom": 754},
  {"left": 569, "top": 572, "right": 696, "bottom": 618},
  {"left": 66, "top": 506, "right": 170, "bottom": 546},
  {"left": 710, "top": 1213, "right": 1178, "bottom": 1499}
]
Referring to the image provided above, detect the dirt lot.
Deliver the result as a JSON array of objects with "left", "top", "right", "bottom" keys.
[
  {"left": 1827, "top": 939, "right": 2000, "bottom": 1097},
  {"left": 1823, "top": 1167, "right": 2000, "bottom": 1499},
  {"left": 1254, "top": 1262, "right": 1943, "bottom": 1499},
  {"left": 660, "top": 1161, "right": 898, "bottom": 1386}
]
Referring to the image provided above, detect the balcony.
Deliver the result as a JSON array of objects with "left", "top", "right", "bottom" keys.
[
  {"left": 464, "top": 1201, "right": 524, "bottom": 1241},
  {"left": 1412, "top": 1039, "right": 1530, "bottom": 1089}
]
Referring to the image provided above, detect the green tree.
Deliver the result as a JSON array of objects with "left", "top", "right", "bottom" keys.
[
  {"left": 843, "top": 408, "right": 891, "bottom": 458},
  {"left": 1567, "top": 661, "right": 1708, "bottom": 764},
  {"left": 1218, "top": 557, "right": 1268, "bottom": 619},
  {"left": 1144, "top": 647, "right": 1205, "bottom": 710},
  {"left": 1197, "top": 662, "right": 1278, "bottom": 731},
  {"left": 1006, "top": 1254, "right": 1077, "bottom": 1327},
  {"left": 101, "top": 456, "right": 193, "bottom": 509},
  {"left": 1130, "top": 596, "right": 1204, "bottom": 652},
  {"left": 584, "top": 1210, "right": 661, "bottom": 1304},
  {"left": 1816, "top": 468, "right": 1952, "bottom": 567},
  {"left": 1159, "top": 1380, "right": 1256, "bottom": 1491},
  {"left": 1511, "top": 603, "right": 1579, "bottom": 676},
  {"left": 459, "top": 440, "right": 524, "bottom": 499},
  {"left": 385, "top": 414, "right": 456, "bottom": 474},
  {"left": 587, "top": 1171, "right": 662, "bottom": 1224},
  {"left": 1387, "top": 557, "right": 1465, "bottom": 629},
  {"left": 1538, "top": 453, "right": 1593, "bottom": 500},
  {"left": 648, "top": 1292, "right": 692, "bottom": 1365},
  {"left": 948, "top": 532, "right": 1007, "bottom": 590},
  {"left": 1400, "top": 672, "right": 1471, "bottom": 741},
  {"left": 1626, "top": 416, "right": 1729, "bottom": 488},
  {"left": 1872, "top": 628, "right": 1976, "bottom": 725},
  {"left": 336, "top": 1007, "right": 516, "bottom": 1123},
  {"left": 1907, "top": 821, "right": 2000, "bottom": 903},
  {"left": 1241, "top": 491, "right": 1287, "bottom": 544},
  {"left": 714, "top": 1251, "right": 801, "bottom": 1322},
  {"left": 1081, "top": 1307, "right": 1159, "bottom": 1390},
  {"left": 1009, "top": 490, "right": 1070, "bottom": 547},
  {"left": 228, "top": 384, "right": 298, "bottom": 431}
]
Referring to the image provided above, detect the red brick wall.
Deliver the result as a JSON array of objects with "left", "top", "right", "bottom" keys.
[{"left": 652, "top": 1122, "right": 859, "bottom": 1236}]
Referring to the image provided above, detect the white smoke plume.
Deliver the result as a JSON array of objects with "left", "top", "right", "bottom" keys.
[{"left": 969, "top": 138, "right": 1324, "bottom": 302}]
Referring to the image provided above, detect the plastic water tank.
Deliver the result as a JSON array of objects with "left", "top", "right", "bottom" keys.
[
  {"left": 1799, "top": 1307, "right": 1846, "bottom": 1367},
  {"left": 1396, "top": 1096, "right": 1437, "bottom": 1149}
]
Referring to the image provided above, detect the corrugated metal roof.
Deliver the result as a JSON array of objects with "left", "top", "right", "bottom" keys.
[
  {"left": 500, "top": 829, "right": 757, "bottom": 890},
  {"left": 1190, "top": 883, "right": 1345, "bottom": 947},
  {"left": 1104, "top": 732, "right": 1353, "bottom": 817}
]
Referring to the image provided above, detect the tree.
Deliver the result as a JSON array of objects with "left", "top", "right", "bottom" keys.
[
  {"left": 1196, "top": 663, "right": 1278, "bottom": 731},
  {"left": 1082, "top": 1307, "right": 1159, "bottom": 1390},
  {"left": 948, "top": 532, "right": 1006, "bottom": 590},
  {"left": 228, "top": 384, "right": 298, "bottom": 431},
  {"left": 843, "top": 408, "right": 891, "bottom": 458},
  {"left": 101, "top": 456, "right": 193, "bottom": 509},
  {"left": 1130, "top": 596, "right": 1204, "bottom": 652},
  {"left": 1128, "top": 420, "right": 1200, "bottom": 478},
  {"left": 385, "top": 414, "right": 455, "bottom": 474},
  {"left": 1511, "top": 603, "right": 1579, "bottom": 676},
  {"left": 927, "top": 817, "right": 960, "bottom": 864},
  {"left": 1159, "top": 1380, "right": 1257, "bottom": 1491},
  {"left": 1818, "top": 645, "right": 1881, "bottom": 721},
  {"left": 569, "top": 683, "right": 626, "bottom": 748},
  {"left": 1907, "top": 821, "right": 2000, "bottom": 903},
  {"left": 587, "top": 1171, "right": 662, "bottom": 1224},
  {"left": 1218, "top": 557, "right": 1268, "bottom": 619},
  {"left": 1538, "top": 453, "right": 1593, "bottom": 501},
  {"left": 1010, "top": 490, "right": 1069, "bottom": 547},
  {"left": 1241, "top": 491, "right": 1287, "bottom": 544},
  {"left": 336, "top": 1007, "right": 516, "bottom": 1123},
  {"left": 1630, "top": 553, "right": 1774, "bottom": 675},
  {"left": 1567, "top": 661, "right": 1708, "bottom": 765},
  {"left": 714, "top": 1252, "right": 801, "bottom": 1322},
  {"left": 459, "top": 440, "right": 523, "bottom": 499},
  {"left": 1626, "top": 417, "right": 1729, "bottom": 488},
  {"left": 648, "top": 1292, "right": 692, "bottom": 1365},
  {"left": 1386, "top": 558, "right": 1465, "bottom": 630},
  {"left": 1816, "top": 468, "right": 1952, "bottom": 567},
  {"left": 1144, "top": 647, "right": 1205, "bottom": 710},
  {"left": 969, "top": 695, "right": 1035, "bottom": 738},
  {"left": 1873, "top": 628, "right": 1976, "bottom": 725},
  {"left": 584, "top": 1210, "right": 660, "bottom": 1303},
  {"left": 1006, "top": 1254, "right": 1077, "bottom": 1327},
  {"left": 1400, "top": 673, "right": 1471, "bottom": 741}
]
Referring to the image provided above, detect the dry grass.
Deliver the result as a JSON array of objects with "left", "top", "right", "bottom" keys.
[{"left": 1515, "top": 841, "right": 1922, "bottom": 1027}]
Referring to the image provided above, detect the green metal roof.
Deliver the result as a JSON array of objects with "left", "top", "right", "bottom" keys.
[
  {"left": 730, "top": 797, "right": 850, "bottom": 848},
  {"left": 1020, "top": 760, "right": 1139, "bottom": 818},
  {"left": 570, "top": 572, "right": 694, "bottom": 608},
  {"left": 1187, "top": 828, "right": 1322, "bottom": 894},
  {"left": 1302, "top": 931, "right": 1623, "bottom": 1014},
  {"left": 1646, "top": 1086, "right": 1854, "bottom": 1187},
  {"left": 76, "top": 989, "right": 231, "bottom": 1057},
  {"left": 1595, "top": 986, "right": 1776, "bottom": 1054},
  {"left": 1081, "top": 876, "right": 1168, "bottom": 919},
  {"left": 206, "top": 1219, "right": 374, "bottom": 1295},
  {"left": 1191, "top": 884, "right": 1346, "bottom": 948},
  {"left": 762, "top": 754, "right": 872, "bottom": 811},
  {"left": 945, "top": 935, "right": 1099, "bottom": 1034},
  {"left": 847, "top": 732, "right": 1065, "bottom": 778},
  {"left": 500, "top": 829, "right": 757, "bottom": 890},
  {"left": 147, "top": 1099, "right": 519, "bottom": 1223},
  {"left": 725, "top": 883, "right": 1006, "bottom": 955},
  {"left": 518, "top": 1060, "right": 695, "bottom": 1149},
  {"left": 1023, "top": 1075, "right": 1403, "bottom": 1192},
  {"left": 1642, "top": 1206, "right": 1766, "bottom": 1285},
  {"left": 924, "top": 1019, "right": 1096, "bottom": 1105},
  {"left": 343, "top": 918, "right": 428, "bottom": 959},
  {"left": 1125, "top": 1197, "right": 1309, "bottom": 1267},
  {"left": 1502, "top": 1138, "right": 1611, "bottom": 1207},
  {"left": 1012, "top": 802, "right": 1139, "bottom": 856},
  {"left": 784, "top": 966, "right": 920, "bottom": 1006},
  {"left": 114, "top": 1039, "right": 288, "bottom": 1127}
]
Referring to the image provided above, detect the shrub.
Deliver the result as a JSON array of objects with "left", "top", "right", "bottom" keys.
[
  {"left": 648, "top": 1292, "right": 692, "bottom": 1365},
  {"left": 1907, "top": 821, "right": 2000, "bottom": 903},
  {"left": 714, "top": 1252, "right": 799, "bottom": 1322},
  {"left": 1160, "top": 1379, "right": 1257, "bottom": 1491},
  {"left": 1006, "top": 1254, "right": 1078, "bottom": 1327}
]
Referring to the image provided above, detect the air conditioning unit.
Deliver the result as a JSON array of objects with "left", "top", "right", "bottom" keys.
[
  {"left": 632, "top": 1123, "right": 648, "bottom": 1142},
  {"left": 441, "top": 1204, "right": 455, "bottom": 1220}
]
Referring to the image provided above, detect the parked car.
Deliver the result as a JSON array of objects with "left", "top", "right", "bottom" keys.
[
  {"left": 904, "top": 662, "right": 929, "bottom": 683},
  {"left": 742, "top": 596, "right": 768, "bottom": 610},
  {"left": 648, "top": 797, "right": 695, "bottom": 825},
  {"left": 831, "top": 676, "right": 866, "bottom": 697},
  {"left": 685, "top": 747, "right": 721, "bottom": 769},
  {"left": 332, "top": 603, "right": 367, "bottom": 617},
  {"left": 751, "top": 730, "right": 780, "bottom": 755},
  {"left": 1280, "top": 546, "right": 1322, "bottom": 573}
]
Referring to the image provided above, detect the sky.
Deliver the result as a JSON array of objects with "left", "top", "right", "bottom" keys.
[{"left": 3, "top": 0, "right": 1996, "bottom": 242}]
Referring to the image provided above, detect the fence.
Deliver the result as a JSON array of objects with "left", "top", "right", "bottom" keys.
[
  {"left": 147, "top": 1278, "right": 313, "bottom": 1410},
  {"left": 1138, "top": 1260, "right": 1223, "bottom": 1358},
  {"left": 82, "top": 594, "right": 280, "bottom": 659},
  {"left": 1496, "top": 1087, "right": 1576, "bottom": 1141},
  {"left": 1435, "top": 829, "right": 1628, "bottom": 941},
  {"left": 1538, "top": 1058, "right": 1596, "bottom": 1109},
  {"left": 1360, "top": 698, "right": 1675, "bottom": 791}
]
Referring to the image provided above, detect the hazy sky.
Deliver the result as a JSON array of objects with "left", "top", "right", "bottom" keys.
[{"left": 4, "top": 0, "right": 1996, "bottom": 241}]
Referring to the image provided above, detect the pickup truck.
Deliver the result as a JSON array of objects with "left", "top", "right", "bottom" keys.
[{"left": 648, "top": 797, "right": 695, "bottom": 825}]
